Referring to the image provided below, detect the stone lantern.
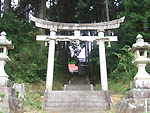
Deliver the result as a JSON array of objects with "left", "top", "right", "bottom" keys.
[
  {"left": 0, "top": 31, "right": 14, "bottom": 86},
  {"left": 129, "top": 34, "right": 150, "bottom": 88}
]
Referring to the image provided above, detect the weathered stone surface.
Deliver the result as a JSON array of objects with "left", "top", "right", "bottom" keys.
[
  {"left": 9, "top": 97, "right": 24, "bottom": 113},
  {"left": 116, "top": 98, "right": 128, "bottom": 113},
  {"left": 126, "top": 89, "right": 150, "bottom": 99},
  {"left": 116, "top": 88, "right": 150, "bottom": 113},
  {"left": 116, "top": 98, "right": 145, "bottom": 113},
  {"left": 131, "top": 79, "right": 150, "bottom": 89},
  {"left": 64, "top": 77, "right": 92, "bottom": 91},
  {"left": 31, "top": 15, "right": 125, "bottom": 30},
  {"left": 43, "top": 91, "right": 112, "bottom": 112},
  {"left": 0, "top": 86, "right": 24, "bottom": 113},
  {"left": 13, "top": 83, "right": 25, "bottom": 100}
]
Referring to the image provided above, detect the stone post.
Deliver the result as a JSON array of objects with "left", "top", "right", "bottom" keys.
[
  {"left": 46, "top": 30, "right": 56, "bottom": 91},
  {"left": 0, "top": 31, "right": 13, "bottom": 86},
  {"left": 98, "top": 31, "right": 108, "bottom": 91}
]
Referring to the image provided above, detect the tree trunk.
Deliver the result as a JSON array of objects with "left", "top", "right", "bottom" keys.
[
  {"left": 56, "top": 0, "right": 76, "bottom": 73},
  {"left": 38, "top": 0, "right": 46, "bottom": 35},
  {"left": 105, "top": 0, "right": 110, "bottom": 21},
  {"left": 18, "top": 0, "right": 22, "bottom": 4},
  {"left": 105, "top": 0, "right": 111, "bottom": 35},
  {"left": 0, "top": 0, "right": 1, "bottom": 15},
  {"left": 59, "top": 42, "right": 69, "bottom": 72},
  {"left": 4, "top": 0, "right": 11, "bottom": 13}
]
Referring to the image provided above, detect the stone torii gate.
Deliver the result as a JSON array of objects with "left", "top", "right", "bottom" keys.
[{"left": 31, "top": 15, "right": 125, "bottom": 91}]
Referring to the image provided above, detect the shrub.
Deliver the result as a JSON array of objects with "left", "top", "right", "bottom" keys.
[{"left": 110, "top": 45, "right": 137, "bottom": 82}]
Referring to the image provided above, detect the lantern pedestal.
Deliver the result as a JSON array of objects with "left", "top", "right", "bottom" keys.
[
  {"left": 0, "top": 61, "right": 9, "bottom": 86},
  {"left": 131, "top": 58, "right": 150, "bottom": 89}
]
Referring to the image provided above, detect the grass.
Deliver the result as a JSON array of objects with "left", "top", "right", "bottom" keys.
[
  {"left": 96, "top": 80, "right": 131, "bottom": 95},
  {"left": 0, "top": 92, "right": 4, "bottom": 98},
  {"left": 24, "top": 81, "right": 66, "bottom": 113},
  {"left": 24, "top": 80, "right": 64, "bottom": 113},
  {"left": 24, "top": 72, "right": 69, "bottom": 113},
  {"left": 24, "top": 81, "right": 46, "bottom": 113},
  {"left": 108, "top": 80, "right": 131, "bottom": 95},
  {"left": 95, "top": 79, "right": 131, "bottom": 93}
]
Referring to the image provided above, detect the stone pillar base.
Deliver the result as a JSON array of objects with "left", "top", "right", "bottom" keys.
[
  {"left": 116, "top": 97, "right": 148, "bottom": 113},
  {"left": 126, "top": 89, "right": 150, "bottom": 99},
  {"left": 116, "top": 89, "right": 150, "bottom": 113}
]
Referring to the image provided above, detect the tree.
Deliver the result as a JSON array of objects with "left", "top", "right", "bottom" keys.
[
  {"left": 0, "top": 0, "right": 1, "bottom": 14},
  {"left": 4, "top": 0, "right": 11, "bottom": 13},
  {"left": 105, "top": 0, "right": 110, "bottom": 21},
  {"left": 115, "top": 0, "right": 150, "bottom": 46},
  {"left": 38, "top": 0, "right": 46, "bottom": 34}
]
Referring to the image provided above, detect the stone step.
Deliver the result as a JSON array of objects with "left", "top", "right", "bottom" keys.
[
  {"left": 46, "top": 98, "right": 106, "bottom": 103},
  {"left": 44, "top": 107, "right": 108, "bottom": 112},
  {"left": 70, "top": 78, "right": 90, "bottom": 85},
  {"left": 44, "top": 91, "right": 110, "bottom": 110},
  {"left": 45, "top": 111, "right": 105, "bottom": 113},
  {"left": 47, "top": 95, "right": 105, "bottom": 98},
  {"left": 45, "top": 102, "right": 109, "bottom": 107},
  {"left": 65, "top": 85, "right": 91, "bottom": 91},
  {"left": 47, "top": 91, "right": 105, "bottom": 95},
  {"left": 47, "top": 91, "right": 106, "bottom": 101}
]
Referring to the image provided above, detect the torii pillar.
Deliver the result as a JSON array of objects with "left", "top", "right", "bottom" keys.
[
  {"left": 98, "top": 30, "right": 108, "bottom": 91},
  {"left": 46, "top": 30, "right": 56, "bottom": 91}
]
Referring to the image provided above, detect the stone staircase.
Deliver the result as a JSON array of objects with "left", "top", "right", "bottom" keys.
[
  {"left": 43, "top": 90, "right": 111, "bottom": 112},
  {"left": 42, "top": 76, "right": 112, "bottom": 112}
]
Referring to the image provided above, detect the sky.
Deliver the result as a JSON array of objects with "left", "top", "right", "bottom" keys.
[
  {"left": 1, "top": 0, "right": 51, "bottom": 8},
  {"left": 1, "top": 0, "right": 18, "bottom": 8},
  {"left": 2, "top": 0, "right": 18, "bottom": 4}
]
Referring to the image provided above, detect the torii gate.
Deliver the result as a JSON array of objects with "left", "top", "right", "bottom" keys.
[{"left": 31, "top": 15, "right": 125, "bottom": 91}]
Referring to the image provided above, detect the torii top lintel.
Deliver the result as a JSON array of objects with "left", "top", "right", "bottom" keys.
[{"left": 30, "top": 15, "right": 125, "bottom": 31}]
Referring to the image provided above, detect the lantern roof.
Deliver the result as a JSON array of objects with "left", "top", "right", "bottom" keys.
[
  {"left": 129, "top": 34, "right": 150, "bottom": 52},
  {"left": 0, "top": 31, "right": 14, "bottom": 49}
]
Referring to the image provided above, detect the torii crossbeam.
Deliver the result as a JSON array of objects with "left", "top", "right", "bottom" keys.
[{"left": 31, "top": 15, "right": 125, "bottom": 91}]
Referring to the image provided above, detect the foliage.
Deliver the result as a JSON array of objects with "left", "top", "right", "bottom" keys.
[
  {"left": 0, "top": 12, "right": 48, "bottom": 83},
  {"left": 0, "top": 11, "right": 70, "bottom": 83},
  {"left": 110, "top": 45, "right": 137, "bottom": 82},
  {"left": 0, "top": 92, "right": 4, "bottom": 98},
  {"left": 88, "top": 44, "right": 100, "bottom": 84},
  {"left": 116, "top": 0, "right": 150, "bottom": 46}
]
